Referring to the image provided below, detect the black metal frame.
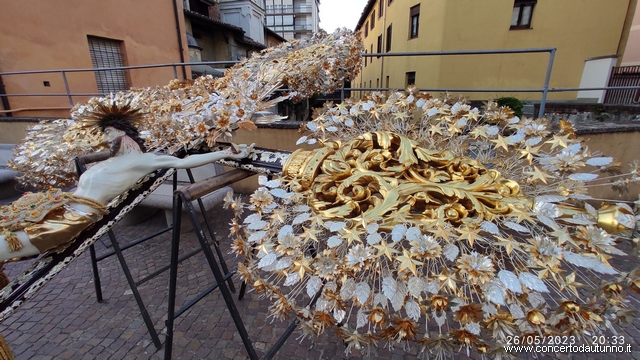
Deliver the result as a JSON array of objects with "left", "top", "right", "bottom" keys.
[
  {"left": 163, "top": 169, "right": 323, "bottom": 360},
  {"left": 76, "top": 153, "right": 238, "bottom": 350}
]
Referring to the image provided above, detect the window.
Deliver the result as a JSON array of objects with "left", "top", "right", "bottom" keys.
[
  {"left": 378, "top": 0, "right": 383, "bottom": 18},
  {"left": 388, "top": 0, "right": 393, "bottom": 5},
  {"left": 364, "top": 50, "right": 367, "bottom": 66},
  {"left": 376, "top": 78, "right": 379, "bottom": 88},
  {"left": 365, "top": 22, "right": 369, "bottom": 37},
  {"left": 386, "top": 24, "right": 392, "bottom": 52},
  {"left": 510, "top": 0, "right": 536, "bottom": 29},
  {"left": 369, "top": 80, "right": 372, "bottom": 88},
  {"left": 406, "top": 71, "right": 416, "bottom": 87},
  {"left": 370, "top": 44, "right": 374, "bottom": 63},
  {"left": 371, "top": 11, "right": 375, "bottom": 29},
  {"left": 377, "top": 35, "right": 382, "bottom": 58},
  {"left": 385, "top": 76, "right": 389, "bottom": 90},
  {"left": 87, "top": 36, "right": 129, "bottom": 94},
  {"left": 409, "top": 5, "right": 420, "bottom": 39}
]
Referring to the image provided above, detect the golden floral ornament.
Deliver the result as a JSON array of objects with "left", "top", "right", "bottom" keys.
[
  {"left": 232, "top": 90, "right": 640, "bottom": 357},
  {"left": 9, "top": 29, "right": 363, "bottom": 189}
]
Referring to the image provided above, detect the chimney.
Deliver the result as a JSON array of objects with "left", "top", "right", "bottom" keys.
[{"left": 208, "top": 2, "right": 221, "bottom": 21}]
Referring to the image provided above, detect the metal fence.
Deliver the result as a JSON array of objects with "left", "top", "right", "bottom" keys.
[
  {"left": 604, "top": 65, "right": 640, "bottom": 105},
  {"left": 2, "top": 48, "right": 640, "bottom": 119}
]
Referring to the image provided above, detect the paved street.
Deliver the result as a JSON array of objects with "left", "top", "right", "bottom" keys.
[{"left": 1, "top": 200, "right": 640, "bottom": 359}]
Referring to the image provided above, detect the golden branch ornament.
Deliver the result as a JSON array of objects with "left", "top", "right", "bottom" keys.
[{"left": 230, "top": 90, "right": 640, "bottom": 358}]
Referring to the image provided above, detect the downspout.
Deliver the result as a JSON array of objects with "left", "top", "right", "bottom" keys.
[
  {"left": 380, "top": 4, "right": 387, "bottom": 92},
  {"left": 172, "top": 0, "right": 188, "bottom": 79},
  {"left": 0, "top": 75, "right": 11, "bottom": 117}
]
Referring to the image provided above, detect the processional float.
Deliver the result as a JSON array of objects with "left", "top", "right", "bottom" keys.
[{"left": 2, "top": 29, "right": 640, "bottom": 359}]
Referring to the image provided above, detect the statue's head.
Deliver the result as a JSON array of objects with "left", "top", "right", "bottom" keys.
[{"left": 84, "top": 101, "right": 147, "bottom": 154}]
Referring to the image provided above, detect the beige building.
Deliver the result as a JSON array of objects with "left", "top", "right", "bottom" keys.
[
  {"left": 265, "top": 0, "right": 320, "bottom": 40},
  {"left": 0, "top": 0, "right": 287, "bottom": 119},
  {"left": 354, "top": 0, "right": 637, "bottom": 102},
  {"left": 0, "top": 0, "right": 189, "bottom": 118}
]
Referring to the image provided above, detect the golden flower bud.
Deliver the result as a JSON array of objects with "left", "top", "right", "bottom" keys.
[{"left": 526, "top": 309, "right": 546, "bottom": 325}]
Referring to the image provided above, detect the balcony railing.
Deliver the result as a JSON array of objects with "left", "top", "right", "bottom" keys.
[{"left": 3, "top": 48, "right": 640, "bottom": 117}]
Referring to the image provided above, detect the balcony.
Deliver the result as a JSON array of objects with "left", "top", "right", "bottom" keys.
[{"left": 265, "top": 4, "right": 312, "bottom": 15}]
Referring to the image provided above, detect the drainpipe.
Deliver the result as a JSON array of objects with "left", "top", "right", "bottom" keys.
[
  {"left": 0, "top": 75, "right": 11, "bottom": 117},
  {"left": 172, "top": 0, "right": 188, "bottom": 79}
]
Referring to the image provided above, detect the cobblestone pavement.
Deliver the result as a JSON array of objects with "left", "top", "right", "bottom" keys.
[{"left": 1, "top": 200, "right": 640, "bottom": 359}]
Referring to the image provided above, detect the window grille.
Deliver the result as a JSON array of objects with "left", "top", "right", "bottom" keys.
[{"left": 87, "top": 36, "right": 129, "bottom": 94}]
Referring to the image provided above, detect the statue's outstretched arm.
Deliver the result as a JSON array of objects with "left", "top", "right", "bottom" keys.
[{"left": 148, "top": 144, "right": 252, "bottom": 170}]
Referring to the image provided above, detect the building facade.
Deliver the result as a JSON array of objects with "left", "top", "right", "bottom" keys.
[
  {"left": 354, "top": 0, "right": 637, "bottom": 102},
  {"left": 0, "top": 0, "right": 189, "bottom": 118},
  {"left": 265, "top": 0, "right": 320, "bottom": 40}
]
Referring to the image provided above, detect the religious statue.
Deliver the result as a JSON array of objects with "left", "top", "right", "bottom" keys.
[{"left": 0, "top": 103, "right": 251, "bottom": 265}]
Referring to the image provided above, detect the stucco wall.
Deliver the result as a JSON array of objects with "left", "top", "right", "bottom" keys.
[
  {"left": 0, "top": 0, "right": 188, "bottom": 118},
  {"left": 356, "top": 0, "right": 633, "bottom": 101}
]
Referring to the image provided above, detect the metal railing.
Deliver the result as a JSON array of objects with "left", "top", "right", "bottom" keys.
[{"left": 2, "top": 48, "right": 640, "bottom": 118}]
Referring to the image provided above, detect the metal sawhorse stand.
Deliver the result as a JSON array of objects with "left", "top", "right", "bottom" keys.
[
  {"left": 75, "top": 153, "right": 238, "bottom": 350},
  {"left": 164, "top": 168, "right": 323, "bottom": 360}
]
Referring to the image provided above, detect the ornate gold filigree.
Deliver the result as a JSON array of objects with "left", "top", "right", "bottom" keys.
[{"left": 284, "top": 131, "right": 530, "bottom": 230}]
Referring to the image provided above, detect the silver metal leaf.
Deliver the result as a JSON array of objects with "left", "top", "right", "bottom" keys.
[
  {"left": 465, "top": 322, "right": 481, "bottom": 335},
  {"left": 340, "top": 278, "right": 356, "bottom": 299},
  {"left": 481, "top": 221, "right": 500, "bottom": 235},
  {"left": 408, "top": 276, "right": 425, "bottom": 298},
  {"left": 243, "top": 213, "right": 262, "bottom": 224},
  {"left": 405, "top": 226, "right": 422, "bottom": 241},
  {"left": 329, "top": 221, "right": 346, "bottom": 232},
  {"left": 518, "top": 272, "right": 549, "bottom": 293},
  {"left": 247, "top": 220, "right": 267, "bottom": 230},
  {"left": 248, "top": 230, "right": 267, "bottom": 243},
  {"left": 356, "top": 308, "right": 368, "bottom": 329},
  {"left": 390, "top": 291, "right": 405, "bottom": 312},
  {"left": 482, "top": 303, "right": 498, "bottom": 316},
  {"left": 366, "top": 222, "right": 379, "bottom": 234},
  {"left": 307, "top": 276, "right": 323, "bottom": 297},
  {"left": 258, "top": 253, "right": 277, "bottom": 269},
  {"left": 426, "top": 280, "right": 439, "bottom": 294},
  {"left": 498, "top": 270, "right": 523, "bottom": 294},
  {"left": 443, "top": 243, "right": 459, "bottom": 261},
  {"left": 327, "top": 235, "right": 343, "bottom": 248},
  {"left": 568, "top": 173, "right": 598, "bottom": 181},
  {"left": 333, "top": 309, "right": 346, "bottom": 322},
  {"left": 615, "top": 214, "right": 636, "bottom": 229},
  {"left": 382, "top": 276, "right": 397, "bottom": 301},
  {"left": 366, "top": 232, "right": 382, "bottom": 245},
  {"left": 269, "top": 188, "right": 294, "bottom": 198},
  {"left": 283, "top": 273, "right": 300, "bottom": 287},
  {"left": 374, "top": 293, "right": 387, "bottom": 308},
  {"left": 503, "top": 221, "right": 530, "bottom": 233},
  {"left": 274, "top": 257, "right": 292, "bottom": 271},
  {"left": 355, "top": 282, "right": 371, "bottom": 304},
  {"left": 563, "top": 251, "right": 618, "bottom": 274},
  {"left": 391, "top": 224, "right": 407, "bottom": 242},
  {"left": 528, "top": 291, "right": 546, "bottom": 307},
  {"left": 258, "top": 176, "right": 281, "bottom": 188},
  {"left": 584, "top": 203, "right": 598, "bottom": 217},
  {"left": 292, "top": 212, "right": 311, "bottom": 225},
  {"left": 296, "top": 136, "right": 308, "bottom": 145},
  {"left": 278, "top": 225, "right": 294, "bottom": 239},
  {"left": 406, "top": 300, "right": 421, "bottom": 321},
  {"left": 484, "top": 281, "right": 505, "bottom": 305},
  {"left": 508, "top": 303, "right": 525, "bottom": 319},
  {"left": 586, "top": 157, "right": 613, "bottom": 166}
]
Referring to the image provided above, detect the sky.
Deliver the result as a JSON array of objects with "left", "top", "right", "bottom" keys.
[{"left": 318, "top": 0, "right": 369, "bottom": 33}]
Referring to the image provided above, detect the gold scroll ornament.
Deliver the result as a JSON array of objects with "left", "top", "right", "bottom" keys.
[{"left": 283, "top": 131, "right": 530, "bottom": 230}]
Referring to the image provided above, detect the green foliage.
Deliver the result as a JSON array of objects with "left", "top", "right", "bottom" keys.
[{"left": 495, "top": 96, "right": 525, "bottom": 118}]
